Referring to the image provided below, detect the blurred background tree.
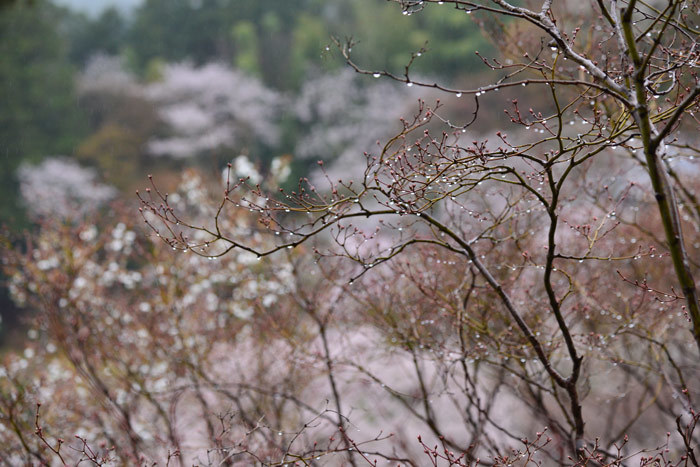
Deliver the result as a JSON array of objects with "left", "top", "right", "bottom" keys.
[
  {"left": 0, "top": 0, "right": 86, "bottom": 227},
  {"left": 65, "top": 7, "right": 128, "bottom": 64},
  {"left": 0, "top": 0, "right": 491, "bottom": 344},
  {"left": 1, "top": 0, "right": 492, "bottom": 215}
]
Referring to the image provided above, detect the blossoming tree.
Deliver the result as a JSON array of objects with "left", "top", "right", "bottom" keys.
[
  {"left": 3, "top": 0, "right": 700, "bottom": 464},
  {"left": 138, "top": 0, "right": 700, "bottom": 462}
]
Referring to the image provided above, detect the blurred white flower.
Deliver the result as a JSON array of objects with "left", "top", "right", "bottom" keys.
[
  {"left": 233, "top": 155, "right": 261, "bottom": 184},
  {"left": 36, "top": 257, "right": 59, "bottom": 271},
  {"left": 146, "top": 62, "right": 283, "bottom": 158},
  {"left": 79, "top": 225, "right": 98, "bottom": 242},
  {"left": 232, "top": 303, "right": 254, "bottom": 320},
  {"left": 270, "top": 155, "right": 292, "bottom": 184},
  {"left": 18, "top": 157, "right": 116, "bottom": 220}
]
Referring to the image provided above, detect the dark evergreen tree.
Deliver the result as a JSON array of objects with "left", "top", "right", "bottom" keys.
[{"left": 0, "top": 0, "right": 85, "bottom": 227}]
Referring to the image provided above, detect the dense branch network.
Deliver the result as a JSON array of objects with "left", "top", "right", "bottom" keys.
[{"left": 135, "top": 0, "right": 700, "bottom": 461}]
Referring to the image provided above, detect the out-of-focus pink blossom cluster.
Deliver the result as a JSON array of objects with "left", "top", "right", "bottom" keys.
[
  {"left": 1, "top": 173, "right": 313, "bottom": 464},
  {"left": 146, "top": 62, "right": 284, "bottom": 157},
  {"left": 18, "top": 157, "right": 116, "bottom": 220}
]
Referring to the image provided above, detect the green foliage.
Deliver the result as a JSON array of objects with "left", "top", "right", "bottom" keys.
[
  {"left": 122, "top": 0, "right": 491, "bottom": 89},
  {"left": 340, "top": 2, "right": 418, "bottom": 72},
  {"left": 290, "top": 13, "right": 335, "bottom": 82},
  {"left": 0, "top": 0, "right": 85, "bottom": 227},
  {"left": 76, "top": 78, "right": 160, "bottom": 189},
  {"left": 231, "top": 21, "right": 260, "bottom": 76},
  {"left": 414, "top": 6, "right": 492, "bottom": 76},
  {"left": 330, "top": 1, "right": 492, "bottom": 78},
  {"left": 127, "top": 0, "right": 232, "bottom": 69},
  {"left": 142, "top": 56, "right": 166, "bottom": 83},
  {"left": 65, "top": 7, "right": 128, "bottom": 64},
  {"left": 125, "top": 0, "right": 319, "bottom": 88},
  {"left": 125, "top": 0, "right": 308, "bottom": 73},
  {"left": 76, "top": 124, "right": 143, "bottom": 191}
]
